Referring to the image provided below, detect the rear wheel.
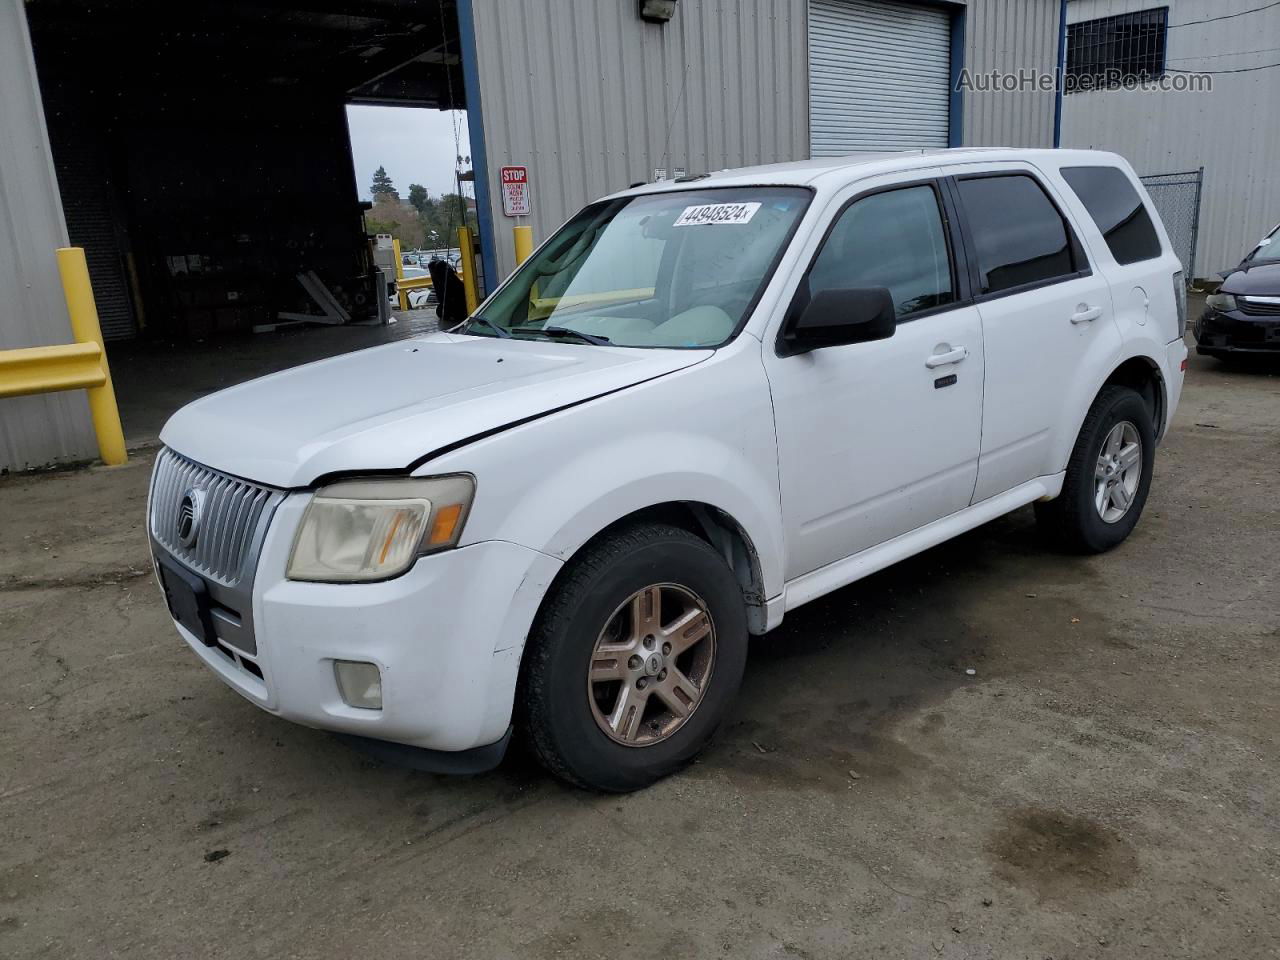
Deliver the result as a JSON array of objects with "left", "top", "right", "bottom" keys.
[
  {"left": 1035, "top": 385, "right": 1155, "bottom": 553},
  {"left": 520, "top": 523, "right": 748, "bottom": 792}
]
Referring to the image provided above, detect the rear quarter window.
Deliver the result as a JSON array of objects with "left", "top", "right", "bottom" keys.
[{"left": 1060, "top": 166, "right": 1163, "bottom": 265}]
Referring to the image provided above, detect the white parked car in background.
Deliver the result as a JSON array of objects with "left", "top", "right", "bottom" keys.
[{"left": 150, "top": 149, "right": 1186, "bottom": 791}]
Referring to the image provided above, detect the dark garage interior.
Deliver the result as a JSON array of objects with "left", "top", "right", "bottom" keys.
[{"left": 26, "top": 0, "right": 466, "bottom": 344}]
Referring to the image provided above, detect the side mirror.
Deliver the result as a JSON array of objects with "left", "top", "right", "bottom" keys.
[{"left": 781, "top": 287, "right": 897, "bottom": 355}]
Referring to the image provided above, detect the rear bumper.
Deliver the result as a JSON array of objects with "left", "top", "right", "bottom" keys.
[{"left": 1163, "top": 337, "right": 1188, "bottom": 438}]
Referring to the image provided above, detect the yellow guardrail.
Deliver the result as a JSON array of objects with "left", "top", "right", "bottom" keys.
[
  {"left": 397, "top": 275, "right": 433, "bottom": 292},
  {"left": 0, "top": 248, "right": 127, "bottom": 465},
  {"left": 390, "top": 230, "right": 478, "bottom": 315}
]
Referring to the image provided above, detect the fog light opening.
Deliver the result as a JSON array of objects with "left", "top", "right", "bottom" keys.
[{"left": 334, "top": 660, "right": 383, "bottom": 710}]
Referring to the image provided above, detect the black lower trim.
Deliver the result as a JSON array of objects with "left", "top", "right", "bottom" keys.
[{"left": 333, "top": 726, "right": 513, "bottom": 775}]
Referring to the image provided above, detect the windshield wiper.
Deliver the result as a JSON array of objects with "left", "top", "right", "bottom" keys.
[
  {"left": 461, "top": 315, "right": 511, "bottom": 338},
  {"left": 511, "top": 325, "right": 611, "bottom": 345}
]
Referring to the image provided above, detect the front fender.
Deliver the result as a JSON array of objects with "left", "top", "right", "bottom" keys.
[{"left": 422, "top": 346, "right": 785, "bottom": 601}]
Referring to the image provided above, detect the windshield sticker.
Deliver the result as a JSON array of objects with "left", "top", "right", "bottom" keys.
[{"left": 673, "top": 202, "right": 762, "bottom": 227}]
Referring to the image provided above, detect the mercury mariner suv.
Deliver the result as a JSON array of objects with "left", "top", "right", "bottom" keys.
[{"left": 149, "top": 149, "right": 1187, "bottom": 791}]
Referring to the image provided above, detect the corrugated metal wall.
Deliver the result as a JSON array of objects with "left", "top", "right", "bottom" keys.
[
  {"left": 0, "top": 0, "right": 96, "bottom": 473},
  {"left": 468, "top": 0, "right": 1061, "bottom": 281},
  {"left": 961, "top": 0, "right": 1063, "bottom": 148},
  {"left": 1062, "top": 0, "right": 1280, "bottom": 276},
  {"left": 468, "top": 0, "right": 811, "bottom": 281}
]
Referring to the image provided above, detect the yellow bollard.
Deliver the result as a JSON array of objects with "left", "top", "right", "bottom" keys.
[
  {"left": 56, "top": 247, "right": 127, "bottom": 465},
  {"left": 392, "top": 237, "right": 409, "bottom": 311},
  {"left": 457, "top": 226, "right": 479, "bottom": 315},
  {"left": 513, "top": 225, "right": 533, "bottom": 266}
]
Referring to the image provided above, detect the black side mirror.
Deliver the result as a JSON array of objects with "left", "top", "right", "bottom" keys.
[{"left": 781, "top": 287, "right": 897, "bottom": 355}]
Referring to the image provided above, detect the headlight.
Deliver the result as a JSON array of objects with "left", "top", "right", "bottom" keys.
[
  {"left": 1206, "top": 292, "right": 1237, "bottom": 313},
  {"left": 287, "top": 475, "right": 474, "bottom": 582}
]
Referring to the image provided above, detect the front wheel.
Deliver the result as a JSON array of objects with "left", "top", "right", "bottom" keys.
[
  {"left": 519, "top": 523, "right": 748, "bottom": 792},
  {"left": 1035, "top": 384, "right": 1155, "bottom": 553}
]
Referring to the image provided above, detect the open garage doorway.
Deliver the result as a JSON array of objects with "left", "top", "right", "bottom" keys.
[
  {"left": 22, "top": 0, "right": 483, "bottom": 445},
  {"left": 345, "top": 104, "right": 481, "bottom": 316}
]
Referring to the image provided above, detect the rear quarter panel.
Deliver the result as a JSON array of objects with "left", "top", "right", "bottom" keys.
[{"left": 1031, "top": 155, "right": 1185, "bottom": 462}]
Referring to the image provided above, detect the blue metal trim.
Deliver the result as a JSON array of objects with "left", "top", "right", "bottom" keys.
[
  {"left": 948, "top": 8, "right": 966, "bottom": 147},
  {"left": 456, "top": 0, "right": 498, "bottom": 297},
  {"left": 1053, "top": 0, "right": 1068, "bottom": 147}
]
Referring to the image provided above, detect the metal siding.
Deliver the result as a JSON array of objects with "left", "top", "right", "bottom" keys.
[
  {"left": 961, "top": 0, "right": 1062, "bottom": 148},
  {"left": 468, "top": 0, "right": 811, "bottom": 281},
  {"left": 1062, "top": 0, "right": 1280, "bottom": 276},
  {"left": 0, "top": 0, "right": 97, "bottom": 472},
  {"left": 809, "top": 0, "right": 953, "bottom": 155}
]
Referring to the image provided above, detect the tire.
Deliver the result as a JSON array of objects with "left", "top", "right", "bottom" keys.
[
  {"left": 1035, "top": 385, "right": 1156, "bottom": 553},
  {"left": 519, "top": 523, "right": 748, "bottom": 792}
]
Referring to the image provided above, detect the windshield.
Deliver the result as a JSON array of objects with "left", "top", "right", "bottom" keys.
[
  {"left": 1247, "top": 224, "right": 1280, "bottom": 262},
  {"left": 463, "top": 187, "right": 810, "bottom": 348}
]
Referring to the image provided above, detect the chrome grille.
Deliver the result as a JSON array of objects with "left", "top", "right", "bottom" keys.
[
  {"left": 149, "top": 448, "right": 283, "bottom": 587},
  {"left": 1239, "top": 297, "right": 1280, "bottom": 317}
]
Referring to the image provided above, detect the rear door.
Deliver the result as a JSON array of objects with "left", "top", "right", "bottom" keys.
[
  {"left": 944, "top": 164, "right": 1122, "bottom": 502},
  {"left": 1057, "top": 163, "right": 1182, "bottom": 345}
]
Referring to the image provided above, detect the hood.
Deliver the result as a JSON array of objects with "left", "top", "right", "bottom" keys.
[
  {"left": 1218, "top": 260, "right": 1280, "bottom": 296},
  {"left": 160, "top": 332, "right": 711, "bottom": 487}
]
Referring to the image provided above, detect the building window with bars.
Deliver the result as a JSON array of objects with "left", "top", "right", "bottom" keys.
[{"left": 1066, "top": 7, "right": 1168, "bottom": 93}]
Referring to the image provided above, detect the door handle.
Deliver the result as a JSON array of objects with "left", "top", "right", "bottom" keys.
[
  {"left": 925, "top": 346, "right": 967, "bottom": 368},
  {"left": 1071, "top": 305, "right": 1103, "bottom": 324}
]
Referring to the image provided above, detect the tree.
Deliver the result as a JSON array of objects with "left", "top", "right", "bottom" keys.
[
  {"left": 417, "top": 192, "right": 478, "bottom": 248},
  {"left": 370, "top": 165, "right": 397, "bottom": 199},
  {"left": 366, "top": 196, "right": 424, "bottom": 249},
  {"left": 407, "top": 183, "right": 429, "bottom": 215}
]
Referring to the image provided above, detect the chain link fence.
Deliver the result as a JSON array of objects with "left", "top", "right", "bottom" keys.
[{"left": 1140, "top": 169, "right": 1203, "bottom": 282}]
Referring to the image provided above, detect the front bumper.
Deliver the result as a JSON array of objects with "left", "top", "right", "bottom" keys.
[
  {"left": 1195, "top": 307, "right": 1280, "bottom": 355},
  {"left": 155, "top": 490, "right": 562, "bottom": 758}
]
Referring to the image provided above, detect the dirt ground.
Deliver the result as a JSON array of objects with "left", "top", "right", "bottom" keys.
[{"left": 2, "top": 337, "right": 1278, "bottom": 959}]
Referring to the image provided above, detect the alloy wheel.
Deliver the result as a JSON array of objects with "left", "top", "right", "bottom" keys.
[
  {"left": 1094, "top": 420, "right": 1142, "bottom": 523},
  {"left": 587, "top": 583, "right": 716, "bottom": 746}
]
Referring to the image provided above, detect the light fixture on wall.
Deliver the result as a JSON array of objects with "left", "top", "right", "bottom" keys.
[{"left": 639, "top": 0, "right": 678, "bottom": 24}]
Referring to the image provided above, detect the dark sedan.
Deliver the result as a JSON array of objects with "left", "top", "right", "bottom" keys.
[{"left": 1196, "top": 222, "right": 1280, "bottom": 358}]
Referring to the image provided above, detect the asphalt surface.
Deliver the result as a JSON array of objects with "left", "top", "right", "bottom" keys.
[{"left": 2, "top": 335, "right": 1278, "bottom": 959}]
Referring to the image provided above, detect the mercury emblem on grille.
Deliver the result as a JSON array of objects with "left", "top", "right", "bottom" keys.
[{"left": 177, "top": 487, "right": 206, "bottom": 548}]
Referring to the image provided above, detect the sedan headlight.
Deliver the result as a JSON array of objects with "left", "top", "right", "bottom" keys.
[
  {"left": 1205, "top": 292, "right": 1237, "bottom": 313},
  {"left": 287, "top": 475, "right": 475, "bottom": 583}
]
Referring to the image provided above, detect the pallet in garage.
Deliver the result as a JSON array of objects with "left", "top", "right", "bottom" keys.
[{"left": 256, "top": 271, "right": 350, "bottom": 333}]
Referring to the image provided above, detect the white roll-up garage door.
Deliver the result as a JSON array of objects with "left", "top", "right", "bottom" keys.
[{"left": 809, "top": 0, "right": 953, "bottom": 156}]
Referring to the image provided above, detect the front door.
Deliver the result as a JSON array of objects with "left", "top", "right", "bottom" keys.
[{"left": 764, "top": 176, "right": 985, "bottom": 580}]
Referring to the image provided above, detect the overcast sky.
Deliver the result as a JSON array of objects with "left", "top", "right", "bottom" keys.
[{"left": 346, "top": 105, "right": 472, "bottom": 201}]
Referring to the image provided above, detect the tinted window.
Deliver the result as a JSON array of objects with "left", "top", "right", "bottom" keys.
[
  {"left": 956, "top": 175, "right": 1077, "bottom": 294},
  {"left": 1061, "top": 166, "right": 1162, "bottom": 264},
  {"left": 809, "top": 185, "right": 954, "bottom": 318}
]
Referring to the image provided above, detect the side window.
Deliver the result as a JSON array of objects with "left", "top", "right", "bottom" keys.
[
  {"left": 956, "top": 174, "right": 1078, "bottom": 295},
  {"left": 808, "top": 184, "right": 955, "bottom": 318},
  {"left": 1060, "top": 166, "right": 1162, "bottom": 265}
]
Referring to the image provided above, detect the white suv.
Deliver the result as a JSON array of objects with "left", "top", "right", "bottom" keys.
[{"left": 149, "top": 149, "right": 1187, "bottom": 791}]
